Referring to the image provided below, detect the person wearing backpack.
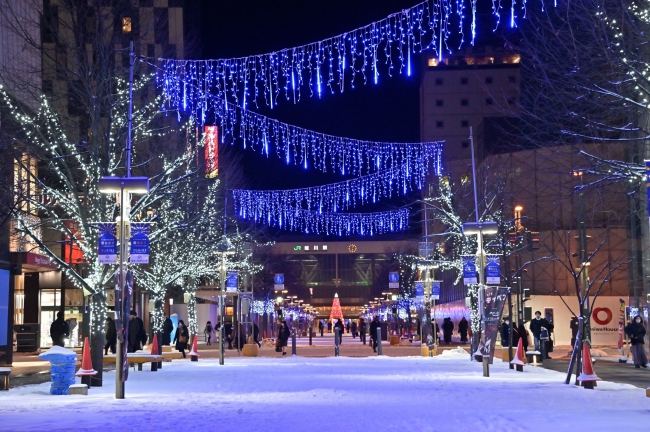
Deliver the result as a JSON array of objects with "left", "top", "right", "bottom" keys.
[
  {"left": 204, "top": 321, "right": 214, "bottom": 345},
  {"left": 50, "top": 311, "right": 69, "bottom": 347}
]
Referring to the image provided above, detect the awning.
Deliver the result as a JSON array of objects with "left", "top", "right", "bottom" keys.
[{"left": 11, "top": 252, "right": 58, "bottom": 272}]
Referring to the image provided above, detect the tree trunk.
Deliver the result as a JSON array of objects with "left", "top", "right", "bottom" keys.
[{"left": 90, "top": 293, "right": 105, "bottom": 387}]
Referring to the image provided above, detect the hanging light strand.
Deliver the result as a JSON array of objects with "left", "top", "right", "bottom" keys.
[
  {"left": 232, "top": 161, "right": 432, "bottom": 217},
  {"left": 237, "top": 206, "right": 410, "bottom": 236},
  {"left": 158, "top": 1, "right": 448, "bottom": 112}
]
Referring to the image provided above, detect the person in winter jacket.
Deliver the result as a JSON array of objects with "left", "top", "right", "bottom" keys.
[
  {"left": 369, "top": 316, "right": 380, "bottom": 352},
  {"left": 528, "top": 311, "right": 550, "bottom": 352},
  {"left": 359, "top": 317, "right": 367, "bottom": 345},
  {"left": 625, "top": 315, "right": 648, "bottom": 368},
  {"left": 173, "top": 320, "right": 189, "bottom": 358},
  {"left": 162, "top": 316, "right": 174, "bottom": 346},
  {"left": 253, "top": 323, "right": 261, "bottom": 347},
  {"left": 500, "top": 317, "right": 511, "bottom": 348},
  {"left": 104, "top": 317, "right": 117, "bottom": 355},
  {"left": 204, "top": 321, "right": 213, "bottom": 345},
  {"left": 351, "top": 320, "right": 358, "bottom": 338},
  {"left": 442, "top": 317, "right": 454, "bottom": 344},
  {"left": 278, "top": 320, "right": 291, "bottom": 355},
  {"left": 458, "top": 317, "right": 469, "bottom": 344},
  {"left": 50, "top": 311, "right": 70, "bottom": 347},
  {"left": 319, "top": 320, "right": 324, "bottom": 337},
  {"left": 127, "top": 310, "right": 142, "bottom": 353},
  {"left": 334, "top": 319, "right": 345, "bottom": 344}
]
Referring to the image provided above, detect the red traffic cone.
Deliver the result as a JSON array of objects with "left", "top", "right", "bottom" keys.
[
  {"left": 510, "top": 338, "right": 526, "bottom": 372},
  {"left": 76, "top": 337, "right": 98, "bottom": 377},
  {"left": 263, "top": 330, "right": 267, "bottom": 339},
  {"left": 578, "top": 342, "right": 601, "bottom": 389},
  {"left": 150, "top": 334, "right": 160, "bottom": 355},
  {"left": 188, "top": 335, "right": 200, "bottom": 362}
]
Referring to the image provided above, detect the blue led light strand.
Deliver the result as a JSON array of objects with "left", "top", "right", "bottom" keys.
[
  {"left": 232, "top": 161, "right": 433, "bottom": 218},
  {"left": 237, "top": 206, "right": 411, "bottom": 236}
]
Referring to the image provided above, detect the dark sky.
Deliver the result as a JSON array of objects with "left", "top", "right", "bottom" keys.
[{"left": 198, "top": 0, "right": 423, "bottom": 191}]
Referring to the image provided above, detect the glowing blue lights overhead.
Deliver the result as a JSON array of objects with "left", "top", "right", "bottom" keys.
[
  {"left": 187, "top": 87, "right": 443, "bottom": 176},
  {"left": 233, "top": 160, "right": 434, "bottom": 218},
  {"left": 236, "top": 206, "right": 410, "bottom": 236}
]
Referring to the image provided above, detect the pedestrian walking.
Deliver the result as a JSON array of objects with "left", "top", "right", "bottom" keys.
[
  {"left": 370, "top": 316, "right": 380, "bottom": 352},
  {"left": 625, "top": 315, "right": 648, "bottom": 368},
  {"left": 253, "top": 323, "right": 261, "bottom": 347},
  {"left": 278, "top": 320, "right": 290, "bottom": 356},
  {"left": 345, "top": 320, "right": 351, "bottom": 334},
  {"left": 204, "top": 321, "right": 213, "bottom": 345},
  {"left": 49, "top": 311, "right": 70, "bottom": 347},
  {"left": 359, "top": 317, "right": 367, "bottom": 345},
  {"left": 162, "top": 316, "right": 174, "bottom": 346},
  {"left": 500, "top": 317, "right": 511, "bottom": 348},
  {"left": 327, "top": 320, "right": 332, "bottom": 333},
  {"left": 517, "top": 322, "right": 529, "bottom": 352},
  {"left": 127, "top": 310, "right": 142, "bottom": 353},
  {"left": 458, "top": 317, "right": 469, "bottom": 344},
  {"left": 334, "top": 319, "right": 345, "bottom": 344},
  {"left": 529, "top": 311, "right": 550, "bottom": 352},
  {"left": 442, "top": 317, "right": 454, "bottom": 344},
  {"left": 319, "top": 320, "right": 324, "bottom": 337},
  {"left": 174, "top": 320, "right": 189, "bottom": 358},
  {"left": 351, "top": 320, "right": 358, "bottom": 338},
  {"left": 104, "top": 317, "right": 117, "bottom": 355}
]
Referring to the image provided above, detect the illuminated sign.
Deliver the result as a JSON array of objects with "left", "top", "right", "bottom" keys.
[
  {"left": 204, "top": 125, "right": 219, "bottom": 178},
  {"left": 294, "top": 245, "right": 302, "bottom": 251}
]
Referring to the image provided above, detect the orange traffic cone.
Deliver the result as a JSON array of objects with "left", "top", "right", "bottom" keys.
[
  {"left": 510, "top": 338, "right": 526, "bottom": 372},
  {"left": 76, "top": 337, "right": 97, "bottom": 387},
  {"left": 578, "top": 342, "right": 601, "bottom": 389},
  {"left": 188, "top": 335, "right": 200, "bottom": 362}
]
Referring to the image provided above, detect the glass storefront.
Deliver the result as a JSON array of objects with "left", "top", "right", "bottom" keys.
[{"left": 39, "top": 289, "right": 81, "bottom": 348}]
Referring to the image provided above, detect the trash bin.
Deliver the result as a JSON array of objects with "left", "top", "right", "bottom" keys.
[{"left": 39, "top": 346, "right": 77, "bottom": 395}]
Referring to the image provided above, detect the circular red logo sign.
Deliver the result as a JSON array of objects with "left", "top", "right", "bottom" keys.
[{"left": 592, "top": 307, "right": 613, "bottom": 325}]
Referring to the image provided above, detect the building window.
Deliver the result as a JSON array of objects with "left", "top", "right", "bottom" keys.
[
  {"left": 461, "top": 120, "right": 469, "bottom": 128},
  {"left": 508, "top": 76, "right": 517, "bottom": 83},
  {"left": 122, "top": 17, "right": 132, "bottom": 33},
  {"left": 436, "top": 121, "right": 444, "bottom": 128},
  {"left": 461, "top": 141, "right": 469, "bottom": 148},
  {"left": 460, "top": 77, "right": 468, "bottom": 85},
  {"left": 435, "top": 78, "right": 443, "bottom": 85},
  {"left": 436, "top": 99, "right": 444, "bottom": 107},
  {"left": 461, "top": 99, "right": 469, "bottom": 106},
  {"left": 485, "top": 76, "right": 493, "bottom": 84},
  {"left": 486, "top": 98, "right": 494, "bottom": 106}
]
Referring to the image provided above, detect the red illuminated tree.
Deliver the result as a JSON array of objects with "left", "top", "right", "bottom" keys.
[{"left": 329, "top": 293, "right": 344, "bottom": 322}]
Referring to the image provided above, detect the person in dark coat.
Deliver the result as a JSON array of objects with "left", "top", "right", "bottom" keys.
[
  {"left": 50, "top": 311, "right": 69, "bottom": 347},
  {"left": 278, "top": 320, "right": 290, "bottom": 355},
  {"left": 253, "top": 323, "right": 261, "bottom": 347},
  {"left": 319, "top": 320, "right": 324, "bottom": 337},
  {"left": 233, "top": 323, "right": 247, "bottom": 350},
  {"left": 104, "top": 317, "right": 117, "bottom": 355},
  {"left": 351, "top": 320, "right": 358, "bottom": 338},
  {"left": 173, "top": 319, "right": 189, "bottom": 358},
  {"left": 334, "top": 319, "right": 345, "bottom": 344},
  {"left": 359, "top": 317, "right": 367, "bottom": 345},
  {"left": 569, "top": 317, "right": 579, "bottom": 348},
  {"left": 225, "top": 321, "right": 234, "bottom": 349},
  {"left": 625, "top": 315, "right": 648, "bottom": 368},
  {"left": 204, "top": 321, "right": 213, "bottom": 345},
  {"left": 127, "top": 310, "right": 142, "bottom": 353},
  {"left": 500, "top": 318, "right": 511, "bottom": 348},
  {"left": 529, "top": 311, "right": 550, "bottom": 352},
  {"left": 345, "top": 320, "right": 351, "bottom": 334},
  {"left": 162, "top": 316, "right": 174, "bottom": 346},
  {"left": 517, "top": 322, "right": 529, "bottom": 352},
  {"left": 327, "top": 320, "right": 332, "bottom": 333},
  {"left": 442, "top": 317, "right": 454, "bottom": 344},
  {"left": 458, "top": 317, "right": 469, "bottom": 344},
  {"left": 369, "top": 316, "right": 380, "bottom": 352}
]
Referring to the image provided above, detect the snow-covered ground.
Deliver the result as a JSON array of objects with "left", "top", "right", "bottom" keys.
[{"left": 1, "top": 350, "right": 648, "bottom": 432}]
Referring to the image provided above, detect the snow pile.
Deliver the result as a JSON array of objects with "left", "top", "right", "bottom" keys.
[
  {"left": 439, "top": 346, "right": 470, "bottom": 359},
  {"left": 0, "top": 355, "right": 647, "bottom": 431},
  {"left": 37, "top": 346, "right": 76, "bottom": 358},
  {"left": 590, "top": 348, "right": 609, "bottom": 358}
]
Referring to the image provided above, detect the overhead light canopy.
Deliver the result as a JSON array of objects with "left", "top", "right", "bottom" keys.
[{"left": 98, "top": 176, "right": 150, "bottom": 194}]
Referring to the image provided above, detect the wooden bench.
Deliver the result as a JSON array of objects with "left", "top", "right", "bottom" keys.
[
  {"left": 103, "top": 354, "right": 164, "bottom": 371},
  {"left": 0, "top": 368, "right": 11, "bottom": 391}
]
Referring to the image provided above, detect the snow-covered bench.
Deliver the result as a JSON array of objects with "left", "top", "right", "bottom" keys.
[{"left": 103, "top": 353, "right": 164, "bottom": 371}]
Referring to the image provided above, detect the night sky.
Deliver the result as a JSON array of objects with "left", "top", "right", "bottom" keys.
[{"left": 198, "top": 0, "right": 423, "bottom": 192}]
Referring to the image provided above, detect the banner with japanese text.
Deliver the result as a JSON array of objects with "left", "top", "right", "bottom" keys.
[
  {"left": 129, "top": 223, "right": 150, "bottom": 264},
  {"left": 462, "top": 255, "right": 477, "bottom": 285},
  {"left": 98, "top": 223, "right": 118, "bottom": 264}
]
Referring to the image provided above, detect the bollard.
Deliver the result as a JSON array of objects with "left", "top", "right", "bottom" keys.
[
  {"left": 376, "top": 327, "right": 383, "bottom": 356},
  {"left": 291, "top": 328, "right": 297, "bottom": 356},
  {"left": 334, "top": 328, "right": 340, "bottom": 356},
  {"left": 39, "top": 346, "right": 77, "bottom": 395}
]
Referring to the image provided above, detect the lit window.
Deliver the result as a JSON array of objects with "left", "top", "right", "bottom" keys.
[{"left": 122, "top": 17, "right": 132, "bottom": 33}]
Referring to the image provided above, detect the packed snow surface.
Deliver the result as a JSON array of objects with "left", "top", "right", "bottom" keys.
[
  {"left": 1, "top": 355, "right": 648, "bottom": 431},
  {"left": 38, "top": 345, "right": 76, "bottom": 358}
]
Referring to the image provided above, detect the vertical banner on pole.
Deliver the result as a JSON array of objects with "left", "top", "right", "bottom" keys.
[
  {"left": 226, "top": 271, "right": 239, "bottom": 293},
  {"left": 415, "top": 281, "right": 424, "bottom": 301},
  {"left": 431, "top": 281, "right": 441, "bottom": 300},
  {"left": 485, "top": 255, "right": 501, "bottom": 285},
  {"left": 618, "top": 298, "right": 626, "bottom": 351},
  {"left": 204, "top": 125, "right": 219, "bottom": 178},
  {"left": 98, "top": 223, "right": 118, "bottom": 264},
  {"left": 482, "top": 286, "right": 510, "bottom": 364},
  {"left": 462, "top": 256, "right": 478, "bottom": 285},
  {"left": 646, "top": 160, "right": 650, "bottom": 229},
  {"left": 129, "top": 223, "right": 150, "bottom": 264}
]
